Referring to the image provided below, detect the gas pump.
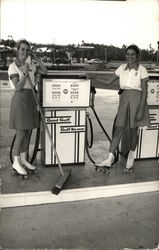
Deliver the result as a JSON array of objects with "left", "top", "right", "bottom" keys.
[
  {"left": 135, "top": 73, "right": 159, "bottom": 159},
  {"left": 41, "top": 75, "right": 90, "bottom": 166}
]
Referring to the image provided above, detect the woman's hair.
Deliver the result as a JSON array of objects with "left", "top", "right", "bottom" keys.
[
  {"left": 16, "top": 39, "right": 30, "bottom": 50},
  {"left": 126, "top": 44, "right": 140, "bottom": 58}
]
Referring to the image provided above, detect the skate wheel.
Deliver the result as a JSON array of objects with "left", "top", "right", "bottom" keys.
[
  {"left": 27, "top": 169, "right": 38, "bottom": 174},
  {"left": 18, "top": 174, "right": 27, "bottom": 179},
  {"left": 124, "top": 167, "right": 134, "bottom": 173},
  {"left": 11, "top": 171, "right": 16, "bottom": 176},
  {"left": 27, "top": 170, "right": 32, "bottom": 174},
  {"left": 103, "top": 169, "right": 110, "bottom": 174},
  {"left": 96, "top": 168, "right": 101, "bottom": 172},
  {"left": 95, "top": 166, "right": 103, "bottom": 172},
  {"left": 106, "top": 167, "right": 111, "bottom": 174},
  {"left": 20, "top": 174, "right": 28, "bottom": 179}
]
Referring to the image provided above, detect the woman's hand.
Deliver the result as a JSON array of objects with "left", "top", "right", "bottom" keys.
[
  {"left": 31, "top": 51, "right": 48, "bottom": 75},
  {"left": 79, "top": 73, "right": 95, "bottom": 79},
  {"left": 30, "top": 51, "right": 38, "bottom": 60}
]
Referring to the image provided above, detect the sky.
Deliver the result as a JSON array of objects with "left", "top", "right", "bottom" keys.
[{"left": 0, "top": 0, "right": 159, "bottom": 50}]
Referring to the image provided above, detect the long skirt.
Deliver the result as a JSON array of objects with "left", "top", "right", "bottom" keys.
[
  {"left": 9, "top": 89, "right": 39, "bottom": 130},
  {"left": 115, "top": 89, "right": 150, "bottom": 128}
]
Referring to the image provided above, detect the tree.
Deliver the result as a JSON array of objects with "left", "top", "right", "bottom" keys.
[{"left": 0, "top": 38, "right": 16, "bottom": 69}]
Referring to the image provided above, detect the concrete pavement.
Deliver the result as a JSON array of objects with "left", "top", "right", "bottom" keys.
[{"left": 0, "top": 192, "right": 159, "bottom": 249}]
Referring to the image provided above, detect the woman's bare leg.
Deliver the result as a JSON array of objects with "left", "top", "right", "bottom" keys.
[
  {"left": 20, "top": 129, "right": 37, "bottom": 170},
  {"left": 95, "top": 126, "right": 124, "bottom": 167},
  {"left": 125, "top": 127, "right": 138, "bottom": 170},
  {"left": 14, "top": 129, "right": 26, "bottom": 156},
  {"left": 20, "top": 130, "right": 30, "bottom": 153},
  {"left": 130, "top": 127, "right": 138, "bottom": 151},
  {"left": 12, "top": 129, "right": 27, "bottom": 175},
  {"left": 110, "top": 126, "right": 124, "bottom": 154}
]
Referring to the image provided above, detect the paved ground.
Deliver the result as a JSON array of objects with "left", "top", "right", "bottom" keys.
[
  {"left": 0, "top": 192, "right": 159, "bottom": 249},
  {"left": 1, "top": 144, "right": 159, "bottom": 194}
]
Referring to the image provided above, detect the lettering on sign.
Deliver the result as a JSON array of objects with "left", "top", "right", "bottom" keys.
[
  {"left": 60, "top": 126, "right": 85, "bottom": 133},
  {"left": 46, "top": 116, "right": 71, "bottom": 124}
]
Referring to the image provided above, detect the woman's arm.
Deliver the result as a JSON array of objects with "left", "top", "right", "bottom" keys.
[
  {"left": 136, "top": 78, "right": 148, "bottom": 121},
  {"left": 10, "top": 63, "right": 29, "bottom": 90},
  {"left": 85, "top": 72, "right": 118, "bottom": 86},
  {"left": 11, "top": 75, "right": 27, "bottom": 90},
  {"left": 94, "top": 73, "right": 118, "bottom": 85},
  {"left": 31, "top": 52, "right": 48, "bottom": 75}
]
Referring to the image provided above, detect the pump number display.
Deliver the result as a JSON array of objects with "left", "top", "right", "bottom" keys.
[{"left": 42, "top": 79, "right": 90, "bottom": 107}]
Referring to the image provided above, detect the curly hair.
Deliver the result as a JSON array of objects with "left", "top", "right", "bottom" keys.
[
  {"left": 126, "top": 44, "right": 140, "bottom": 57},
  {"left": 16, "top": 39, "right": 30, "bottom": 50}
]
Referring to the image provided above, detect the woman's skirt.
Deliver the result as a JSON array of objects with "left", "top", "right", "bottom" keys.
[
  {"left": 9, "top": 89, "right": 39, "bottom": 130},
  {"left": 115, "top": 89, "right": 150, "bottom": 128}
]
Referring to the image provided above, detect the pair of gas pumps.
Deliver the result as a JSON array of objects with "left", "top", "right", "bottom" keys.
[{"left": 40, "top": 72, "right": 159, "bottom": 167}]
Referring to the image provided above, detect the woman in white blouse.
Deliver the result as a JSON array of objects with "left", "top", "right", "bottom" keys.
[
  {"left": 95, "top": 44, "right": 150, "bottom": 172},
  {"left": 8, "top": 39, "right": 48, "bottom": 177}
]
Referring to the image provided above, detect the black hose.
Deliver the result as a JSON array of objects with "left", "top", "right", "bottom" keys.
[
  {"left": 111, "top": 115, "right": 120, "bottom": 161},
  {"left": 85, "top": 86, "right": 122, "bottom": 165},
  {"left": 85, "top": 109, "right": 120, "bottom": 165},
  {"left": 29, "top": 127, "right": 40, "bottom": 163},
  {"left": 86, "top": 112, "right": 93, "bottom": 148},
  {"left": 91, "top": 106, "right": 111, "bottom": 143},
  {"left": 85, "top": 113, "right": 95, "bottom": 165},
  {"left": 85, "top": 108, "right": 112, "bottom": 165}
]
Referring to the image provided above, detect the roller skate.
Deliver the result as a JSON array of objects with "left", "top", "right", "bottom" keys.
[
  {"left": 12, "top": 156, "right": 28, "bottom": 179},
  {"left": 20, "top": 152, "right": 38, "bottom": 174},
  {"left": 124, "top": 150, "right": 135, "bottom": 173},
  {"left": 95, "top": 152, "right": 115, "bottom": 174}
]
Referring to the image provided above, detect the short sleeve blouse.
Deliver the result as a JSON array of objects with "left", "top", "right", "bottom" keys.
[
  {"left": 115, "top": 64, "right": 149, "bottom": 91},
  {"left": 8, "top": 61, "right": 36, "bottom": 89}
]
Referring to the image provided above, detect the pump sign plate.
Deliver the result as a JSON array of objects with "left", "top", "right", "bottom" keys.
[
  {"left": 147, "top": 80, "right": 159, "bottom": 105},
  {"left": 42, "top": 79, "right": 90, "bottom": 107}
]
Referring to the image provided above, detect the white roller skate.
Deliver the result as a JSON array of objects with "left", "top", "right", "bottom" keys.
[
  {"left": 12, "top": 156, "right": 28, "bottom": 179},
  {"left": 20, "top": 152, "right": 37, "bottom": 174},
  {"left": 124, "top": 150, "right": 135, "bottom": 173},
  {"left": 95, "top": 152, "right": 115, "bottom": 173}
]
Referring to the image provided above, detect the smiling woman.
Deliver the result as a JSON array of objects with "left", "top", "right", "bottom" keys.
[
  {"left": 8, "top": 39, "right": 48, "bottom": 178},
  {"left": 94, "top": 44, "right": 150, "bottom": 172}
]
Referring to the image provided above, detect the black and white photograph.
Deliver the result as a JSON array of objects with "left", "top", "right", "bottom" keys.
[{"left": 0, "top": 0, "right": 159, "bottom": 249}]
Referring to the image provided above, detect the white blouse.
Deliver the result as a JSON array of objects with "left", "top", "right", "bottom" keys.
[
  {"left": 8, "top": 61, "right": 36, "bottom": 89},
  {"left": 115, "top": 64, "right": 149, "bottom": 91}
]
